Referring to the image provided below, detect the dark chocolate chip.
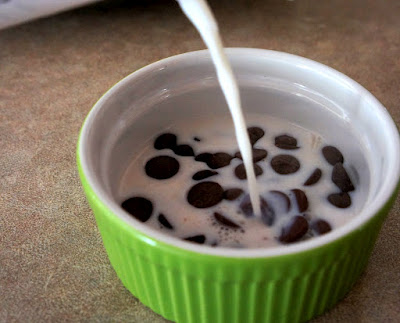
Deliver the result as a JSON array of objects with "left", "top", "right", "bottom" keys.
[
  {"left": 304, "top": 168, "right": 322, "bottom": 186},
  {"left": 223, "top": 188, "right": 244, "bottom": 201},
  {"left": 214, "top": 212, "right": 241, "bottom": 229},
  {"left": 192, "top": 170, "right": 218, "bottom": 181},
  {"left": 311, "top": 219, "right": 332, "bottom": 235},
  {"left": 327, "top": 192, "right": 352, "bottom": 208},
  {"left": 235, "top": 148, "right": 268, "bottom": 162},
  {"left": 173, "top": 144, "right": 195, "bottom": 156},
  {"left": 291, "top": 189, "right": 309, "bottom": 212},
  {"left": 279, "top": 215, "right": 309, "bottom": 243},
  {"left": 269, "top": 190, "right": 291, "bottom": 213},
  {"left": 239, "top": 195, "right": 275, "bottom": 226},
  {"left": 195, "top": 152, "right": 213, "bottom": 163},
  {"left": 248, "top": 127, "right": 265, "bottom": 145},
  {"left": 193, "top": 137, "right": 201, "bottom": 142},
  {"left": 121, "top": 197, "right": 153, "bottom": 223},
  {"left": 207, "top": 153, "right": 233, "bottom": 169},
  {"left": 184, "top": 235, "right": 206, "bottom": 244},
  {"left": 332, "top": 163, "right": 355, "bottom": 192},
  {"left": 158, "top": 213, "right": 173, "bottom": 229},
  {"left": 154, "top": 133, "right": 177, "bottom": 150},
  {"left": 187, "top": 181, "right": 224, "bottom": 208},
  {"left": 322, "top": 146, "right": 344, "bottom": 165},
  {"left": 234, "top": 163, "right": 263, "bottom": 180},
  {"left": 275, "top": 134, "right": 299, "bottom": 150},
  {"left": 145, "top": 155, "right": 180, "bottom": 180},
  {"left": 270, "top": 154, "right": 300, "bottom": 175}
]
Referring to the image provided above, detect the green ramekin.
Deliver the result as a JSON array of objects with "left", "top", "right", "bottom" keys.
[{"left": 77, "top": 49, "right": 400, "bottom": 323}]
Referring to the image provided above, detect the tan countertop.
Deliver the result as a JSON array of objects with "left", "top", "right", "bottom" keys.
[{"left": 1, "top": 0, "right": 399, "bottom": 322}]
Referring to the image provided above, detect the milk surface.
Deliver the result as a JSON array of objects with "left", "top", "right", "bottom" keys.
[{"left": 119, "top": 114, "right": 367, "bottom": 248}]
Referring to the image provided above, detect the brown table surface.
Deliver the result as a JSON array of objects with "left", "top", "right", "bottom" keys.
[{"left": 1, "top": 0, "right": 399, "bottom": 322}]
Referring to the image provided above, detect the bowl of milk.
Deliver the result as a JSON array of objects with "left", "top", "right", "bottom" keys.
[{"left": 77, "top": 47, "right": 400, "bottom": 322}]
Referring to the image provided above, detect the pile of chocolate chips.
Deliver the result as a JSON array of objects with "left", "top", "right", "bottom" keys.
[{"left": 121, "top": 126, "right": 356, "bottom": 246}]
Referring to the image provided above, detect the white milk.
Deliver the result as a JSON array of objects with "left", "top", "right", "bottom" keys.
[
  {"left": 177, "top": 0, "right": 261, "bottom": 216},
  {"left": 119, "top": 114, "right": 367, "bottom": 248}
]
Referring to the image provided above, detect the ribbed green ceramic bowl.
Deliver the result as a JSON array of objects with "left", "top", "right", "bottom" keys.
[{"left": 77, "top": 49, "right": 400, "bottom": 323}]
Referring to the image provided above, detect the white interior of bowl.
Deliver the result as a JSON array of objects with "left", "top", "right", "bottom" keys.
[{"left": 79, "top": 49, "right": 400, "bottom": 257}]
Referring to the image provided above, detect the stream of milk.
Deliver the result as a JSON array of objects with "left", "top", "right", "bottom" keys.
[{"left": 177, "top": 0, "right": 261, "bottom": 216}]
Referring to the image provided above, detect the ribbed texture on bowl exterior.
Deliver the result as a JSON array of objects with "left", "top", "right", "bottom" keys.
[{"left": 79, "top": 158, "right": 398, "bottom": 323}]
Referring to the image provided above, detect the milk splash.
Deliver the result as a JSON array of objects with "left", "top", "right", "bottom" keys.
[{"left": 177, "top": 0, "right": 261, "bottom": 216}]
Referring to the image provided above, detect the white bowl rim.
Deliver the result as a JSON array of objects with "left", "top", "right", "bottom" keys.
[{"left": 78, "top": 48, "right": 400, "bottom": 258}]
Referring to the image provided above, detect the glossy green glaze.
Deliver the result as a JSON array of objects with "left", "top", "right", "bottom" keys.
[{"left": 77, "top": 139, "right": 398, "bottom": 323}]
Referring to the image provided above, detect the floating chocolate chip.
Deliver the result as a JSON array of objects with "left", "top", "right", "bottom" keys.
[
  {"left": 235, "top": 148, "right": 268, "bottom": 162},
  {"left": 332, "top": 163, "right": 355, "bottom": 192},
  {"left": 234, "top": 163, "right": 263, "bottom": 180},
  {"left": 239, "top": 194, "right": 256, "bottom": 217},
  {"left": 154, "top": 133, "right": 177, "bottom": 150},
  {"left": 304, "top": 168, "right": 322, "bottom": 186},
  {"left": 274, "top": 134, "right": 299, "bottom": 150},
  {"left": 173, "top": 144, "right": 195, "bottom": 156},
  {"left": 145, "top": 155, "right": 180, "bottom": 180},
  {"left": 248, "top": 127, "right": 265, "bottom": 146},
  {"left": 184, "top": 235, "right": 206, "bottom": 244},
  {"left": 195, "top": 152, "right": 212, "bottom": 163},
  {"left": 207, "top": 153, "right": 233, "bottom": 169},
  {"left": 322, "top": 146, "right": 344, "bottom": 165},
  {"left": 291, "top": 189, "right": 309, "bottom": 212},
  {"left": 192, "top": 170, "right": 218, "bottom": 181},
  {"left": 270, "top": 154, "right": 300, "bottom": 175},
  {"left": 187, "top": 181, "right": 224, "bottom": 208},
  {"left": 311, "top": 219, "right": 332, "bottom": 235},
  {"left": 327, "top": 192, "right": 352, "bottom": 208},
  {"left": 158, "top": 213, "right": 173, "bottom": 229},
  {"left": 214, "top": 212, "right": 241, "bottom": 229},
  {"left": 278, "top": 215, "right": 309, "bottom": 243},
  {"left": 121, "top": 197, "right": 153, "bottom": 222},
  {"left": 269, "top": 190, "right": 291, "bottom": 213},
  {"left": 223, "top": 188, "right": 244, "bottom": 201},
  {"left": 193, "top": 137, "right": 201, "bottom": 142},
  {"left": 239, "top": 195, "right": 275, "bottom": 225}
]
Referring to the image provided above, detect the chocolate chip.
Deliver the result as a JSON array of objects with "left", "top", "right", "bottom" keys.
[
  {"left": 158, "top": 213, "right": 173, "bottom": 229},
  {"left": 248, "top": 126, "right": 265, "bottom": 145},
  {"left": 145, "top": 155, "right": 180, "bottom": 180},
  {"left": 327, "top": 192, "right": 352, "bottom": 208},
  {"left": 154, "top": 133, "right": 177, "bottom": 150},
  {"left": 235, "top": 148, "right": 268, "bottom": 162},
  {"left": 223, "top": 188, "right": 244, "bottom": 201},
  {"left": 291, "top": 189, "right": 309, "bottom": 212},
  {"left": 304, "top": 168, "right": 322, "bottom": 186},
  {"left": 193, "top": 137, "right": 201, "bottom": 142},
  {"left": 195, "top": 152, "right": 233, "bottom": 169},
  {"left": 270, "top": 154, "right": 300, "bottom": 175},
  {"left": 192, "top": 170, "right": 218, "bottom": 181},
  {"left": 234, "top": 163, "right": 263, "bottom": 180},
  {"left": 269, "top": 190, "right": 291, "bottom": 213},
  {"left": 278, "top": 215, "right": 309, "bottom": 243},
  {"left": 207, "top": 153, "right": 233, "bottom": 169},
  {"left": 239, "top": 195, "right": 275, "bottom": 225},
  {"left": 173, "top": 144, "right": 195, "bottom": 156},
  {"left": 121, "top": 197, "right": 153, "bottom": 222},
  {"left": 311, "top": 219, "right": 332, "bottom": 235},
  {"left": 195, "top": 152, "right": 212, "bottom": 163},
  {"left": 322, "top": 146, "right": 344, "bottom": 165},
  {"left": 187, "top": 181, "right": 224, "bottom": 208},
  {"left": 214, "top": 212, "right": 241, "bottom": 229},
  {"left": 332, "top": 163, "right": 355, "bottom": 192},
  {"left": 184, "top": 235, "right": 206, "bottom": 244},
  {"left": 275, "top": 134, "right": 299, "bottom": 150}
]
